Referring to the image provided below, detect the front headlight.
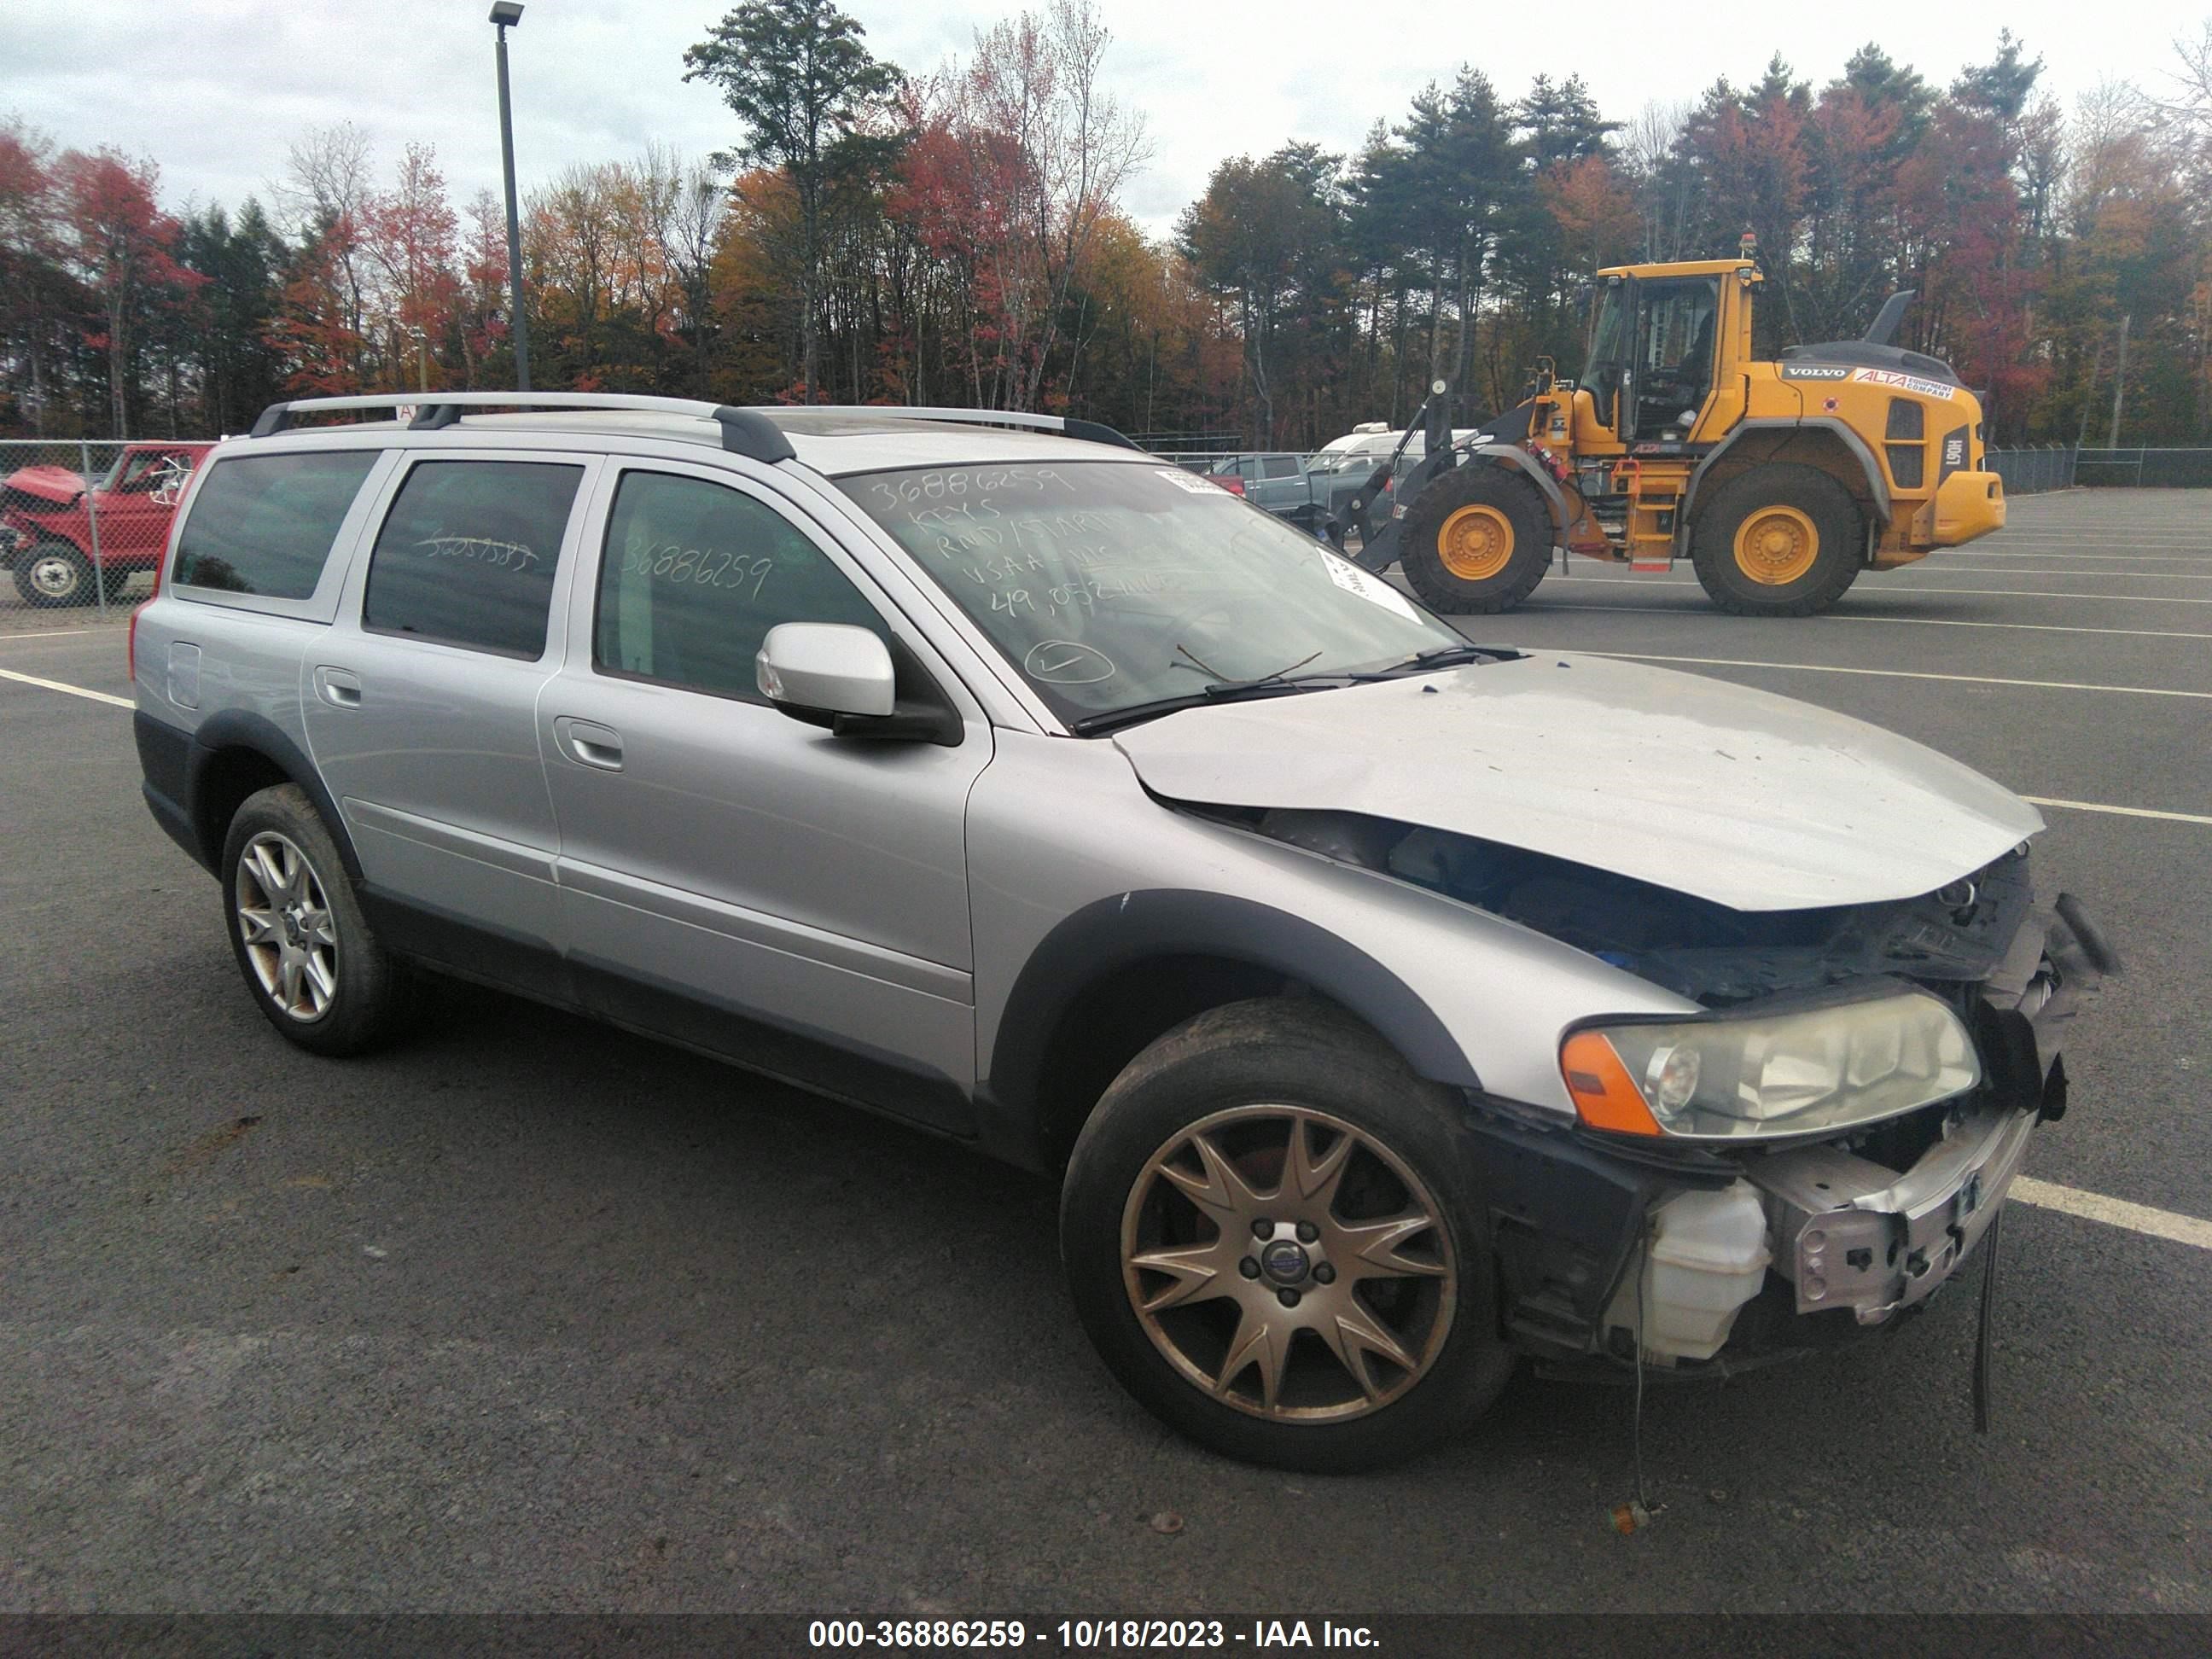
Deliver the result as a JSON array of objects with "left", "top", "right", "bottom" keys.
[{"left": 1560, "top": 982, "right": 1981, "bottom": 1141}]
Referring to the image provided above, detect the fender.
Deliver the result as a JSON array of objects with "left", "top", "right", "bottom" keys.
[
  {"left": 1469, "top": 443, "right": 1571, "bottom": 535},
  {"left": 1676, "top": 417, "right": 1893, "bottom": 554},
  {"left": 977, "top": 888, "right": 1479, "bottom": 1167},
  {"left": 182, "top": 707, "right": 363, "bottom": 881},
  {"left": 1348, "top": 443, "right": 1569, "bottom": 574}
]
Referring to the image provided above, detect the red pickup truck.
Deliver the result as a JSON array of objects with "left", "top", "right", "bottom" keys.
[{"left": 1, "top": 441, "right": 212, "bottom": 606}]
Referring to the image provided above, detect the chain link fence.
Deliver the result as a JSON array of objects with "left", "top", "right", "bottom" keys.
[
  {"left": 0, "top": 438, "right": 213, "bottom": 626},
  {"left": 2073, "top": 447, "right": 2212, "bottom": 488},
  {"left": 1987, "top": 445, "right": 2077, "bottom": 495}
]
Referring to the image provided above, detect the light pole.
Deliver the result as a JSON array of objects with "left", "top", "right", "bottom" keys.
[{"left": 490, "top": 2, "right": 531, "bottom": 393}]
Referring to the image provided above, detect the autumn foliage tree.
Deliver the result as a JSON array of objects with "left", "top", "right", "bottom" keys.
[
  {"left": 6, "top": 21, "right": 2212, "bottom": 449},
  {"left": 53, "top": 148, "right": 201, "bottom": 436}
]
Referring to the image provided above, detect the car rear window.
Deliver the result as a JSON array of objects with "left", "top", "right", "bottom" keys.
[
  {"left": 172, "top": 451, "right": 381, "bottom": 598},
  {"left": 362, "top": 460, "right": 584, "bottom": 658}
]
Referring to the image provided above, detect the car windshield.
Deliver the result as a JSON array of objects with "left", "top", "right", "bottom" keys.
[{"left": 838, "top": 460, "right": 1465, "bottom": 726}]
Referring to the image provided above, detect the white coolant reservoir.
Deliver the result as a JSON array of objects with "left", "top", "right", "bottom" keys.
[{"left": 1605, "top": 1181, "right": 1773, "bottom": 1363}]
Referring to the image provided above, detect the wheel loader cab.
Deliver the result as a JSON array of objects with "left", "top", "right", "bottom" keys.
[{"left": 1575, "top": 261, "right": 1755, "bottom": 452}]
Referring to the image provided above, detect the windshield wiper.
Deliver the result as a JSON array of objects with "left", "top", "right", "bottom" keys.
[
  {"left": 1171, "top": 643, "right": 1326, "bottom": 697},
  {"left": 1070, "top": 671, "right": 1340, "bottom": 737},
  {"left": 1347, "top": 641, "right": 1522, "bottom": 680}
]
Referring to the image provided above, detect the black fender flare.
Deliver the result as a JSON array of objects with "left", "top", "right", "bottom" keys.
[
  {"left": 977, "top": 889, "right": 1480, "bottom": 1166},
  {"left": 1677, "top": 417, "right": 1893, "bottom": 555},
  {"left": 183, "top": 707, "right": 363, "bottom": 882}
]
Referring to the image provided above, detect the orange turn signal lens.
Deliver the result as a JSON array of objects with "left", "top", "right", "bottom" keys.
[{"left": 1560, "top": 1029, "right": 1664, "bottom": 1137}]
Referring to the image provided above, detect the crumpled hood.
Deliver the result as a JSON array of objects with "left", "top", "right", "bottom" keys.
[
  {"left": 1114, "top": 652, "right": 2044, "bottom": 911},
  {"left": 0, "top": 464, "right": 88, "bottom": 509}
]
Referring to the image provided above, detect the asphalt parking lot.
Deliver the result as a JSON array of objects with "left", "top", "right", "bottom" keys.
[{"left": 1, "top": 488, "right": 2207, "bottom": 1619}]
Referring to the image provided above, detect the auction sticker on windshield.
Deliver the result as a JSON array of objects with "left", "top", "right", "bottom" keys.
[
  {"left": 1320, "top": 548, "right": 1419, "bottom": 621},
  {"left": 1154, "top": 467, "right": 1226, "bottom": 495}
]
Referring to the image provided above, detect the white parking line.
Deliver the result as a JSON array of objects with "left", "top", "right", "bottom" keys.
[
  {"left": 0, "top": 629, "right": 93, "bottom": 642},
  {"left": 1524, "top": 602, "right": 2212, "bottom": 641},
  {"left": 2012, "top": 1179, "right": 2212, "bottom": 1251},
  {"left": 1550, "top": 576, "right": 2212, "bottom": 604},
  {"left": 0, "top": 667, "right": 134, "bottom": 708},
  {"left": 1955, "top": 551, "right": 2212, "bottom": 562},
  {"left": 1901, "top": 567, "right": 2212, "bottom": 579},
  {"left": 2021, "top": 796, "right": 2212, "bottom": 828},
  {"left": 1566, "top": 650, "right": 2212, "bottom": 699}
]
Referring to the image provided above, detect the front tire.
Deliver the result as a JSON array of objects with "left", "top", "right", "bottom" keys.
[
  {"left": 219, "top": 783, "right": 412, "bottom": 1057},
  {"left": 1061, "top": 999, "right": 1513, "bottom": 1472},
  {"left": 1690, "top": 464, "right": 1863, "bottom": 616},
  {"left": 14, "top": 542, "right": 96, "bottom": 608},
  {"left": 1398, "top": 464, "right": 1552, "bottom": 614}
]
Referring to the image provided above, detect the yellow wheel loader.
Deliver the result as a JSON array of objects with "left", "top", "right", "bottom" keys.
[{"left": 1346, "top": 241, "right": 2009, "bottom": 617}]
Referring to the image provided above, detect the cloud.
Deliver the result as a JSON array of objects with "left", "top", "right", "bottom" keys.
[{"left": 0, "top": 0, "right": 2184, "bottom": 239}]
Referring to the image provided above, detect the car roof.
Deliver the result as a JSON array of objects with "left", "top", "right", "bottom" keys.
[{"left": 238, "top": 399, "right": 1152, "bottom": 479}]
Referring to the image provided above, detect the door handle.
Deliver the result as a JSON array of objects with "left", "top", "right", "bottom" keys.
[
  {"left": 554, "top": 716, "right": 624, "bottom": 771},
  {"left": 314, "top": 666, "right": 363, "bottom": 708}
]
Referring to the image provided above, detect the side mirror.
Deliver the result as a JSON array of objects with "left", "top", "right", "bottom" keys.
[
  {"left": 757, "top": 622, "right": 896, "bottom": 719},
  {"left": 756, "top": 622, "right": 964, "bottom": 746}
]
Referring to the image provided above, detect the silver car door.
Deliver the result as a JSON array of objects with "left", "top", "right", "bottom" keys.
[
  {"left": 302, "top": 449, "right": 597, "bottom": 996},
  {"left": 539, "top": 457, "right": 992, "bottom": 1128}
]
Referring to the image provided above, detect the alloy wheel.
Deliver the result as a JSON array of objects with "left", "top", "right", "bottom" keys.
[
  {"left": 1120, "top": 1104, "right": 1457, "bottom": 1422},
  {"left": 235, "top": 831, "right": 340, "bottom": 1022}
]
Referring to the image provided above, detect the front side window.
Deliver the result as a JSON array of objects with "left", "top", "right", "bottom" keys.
[
  {"left": 362, "top": 460, "right": 582, "bottom": 657},
  {"left": 838, "top": 462, "right": 1464, "bottom": 725},
  {"left": 595, "top": 470, "right": 886, "bottom": 704},
  {"left": 1581, "top": 280, "right": 1629, "bottom": 388},
  {"left": 173, "top": 451, "right": 381, "bottom": 598}
]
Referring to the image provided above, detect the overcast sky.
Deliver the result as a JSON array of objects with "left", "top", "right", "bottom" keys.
[{"left": 3, "top": 1, "right": 2204, "bottom": 235}]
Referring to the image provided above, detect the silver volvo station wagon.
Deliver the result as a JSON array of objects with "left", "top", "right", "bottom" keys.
[{"left": 131, "top": 393, "right": 2113, "bottom": 1471}]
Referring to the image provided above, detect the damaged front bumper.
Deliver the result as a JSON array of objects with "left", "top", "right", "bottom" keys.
[
  {"left": 1745, "top": 1101, "right": 2031, "bottom": 1325},
  {"left": 1476, "top": 889, "right": 2116, "bottom": 1372}
]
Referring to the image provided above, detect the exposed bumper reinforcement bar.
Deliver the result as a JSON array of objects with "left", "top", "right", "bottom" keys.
[{"left": 1745, "top": 1103, "right": 2037, "bottom": 1323}]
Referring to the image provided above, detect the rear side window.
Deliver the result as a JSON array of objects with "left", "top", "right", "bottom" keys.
[
  {"left": 1261, "top": 456, "right": 1300, "bottom": 480},
  {"left": 172, "top": 451, "right": 380, "bottom": 597},
  {"left": 593, "top": 470, "right": 885, "bottom": 704},
  {"left": 363, "top": 460, "right": 583, "bottom": 657}
]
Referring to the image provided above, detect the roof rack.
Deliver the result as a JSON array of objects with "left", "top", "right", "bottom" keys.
[
  {"left": 247, "top": 392, "right": 795, "bottom": 464},
  {"left": 246, "top": 392, "right": 1142, "bottom": 463},
  {"left": 776, "top": 405, "right": 1142, "bottom": 451}
]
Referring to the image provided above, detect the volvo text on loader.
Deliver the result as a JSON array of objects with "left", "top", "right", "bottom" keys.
[{"left": 1347, "top": 240, "right": 2008, "bottom": 617}]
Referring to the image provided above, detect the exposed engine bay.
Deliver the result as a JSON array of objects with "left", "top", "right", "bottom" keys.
[
  {"left": 1231, "top": 804, "right": 2034, "bottom": 1006},
  {"left": 1202, "top": 802, "right": 2116, "bottom": 1371}
]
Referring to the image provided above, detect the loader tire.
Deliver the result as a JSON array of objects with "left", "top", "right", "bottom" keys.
[
  {"left": 1398, "top": 464, "right": 1551, "bottom": 614},
  {"left": 1690, "top": 465, "right": 1863, "bottom": 617}
]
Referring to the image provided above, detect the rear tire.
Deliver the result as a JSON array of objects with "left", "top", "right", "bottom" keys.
[
  {"left": 1061, "top": 998, "right": 1514, "bottom": 1472},
  {"left": 1399, "top": 464, "right": 1551, "bottom": 614},
  {"left": 219, "top": 783, "right": 414, "bottom": 1057},
  {"left": 1690, "top": 464, "right": 1863, "bottom": 616}
]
